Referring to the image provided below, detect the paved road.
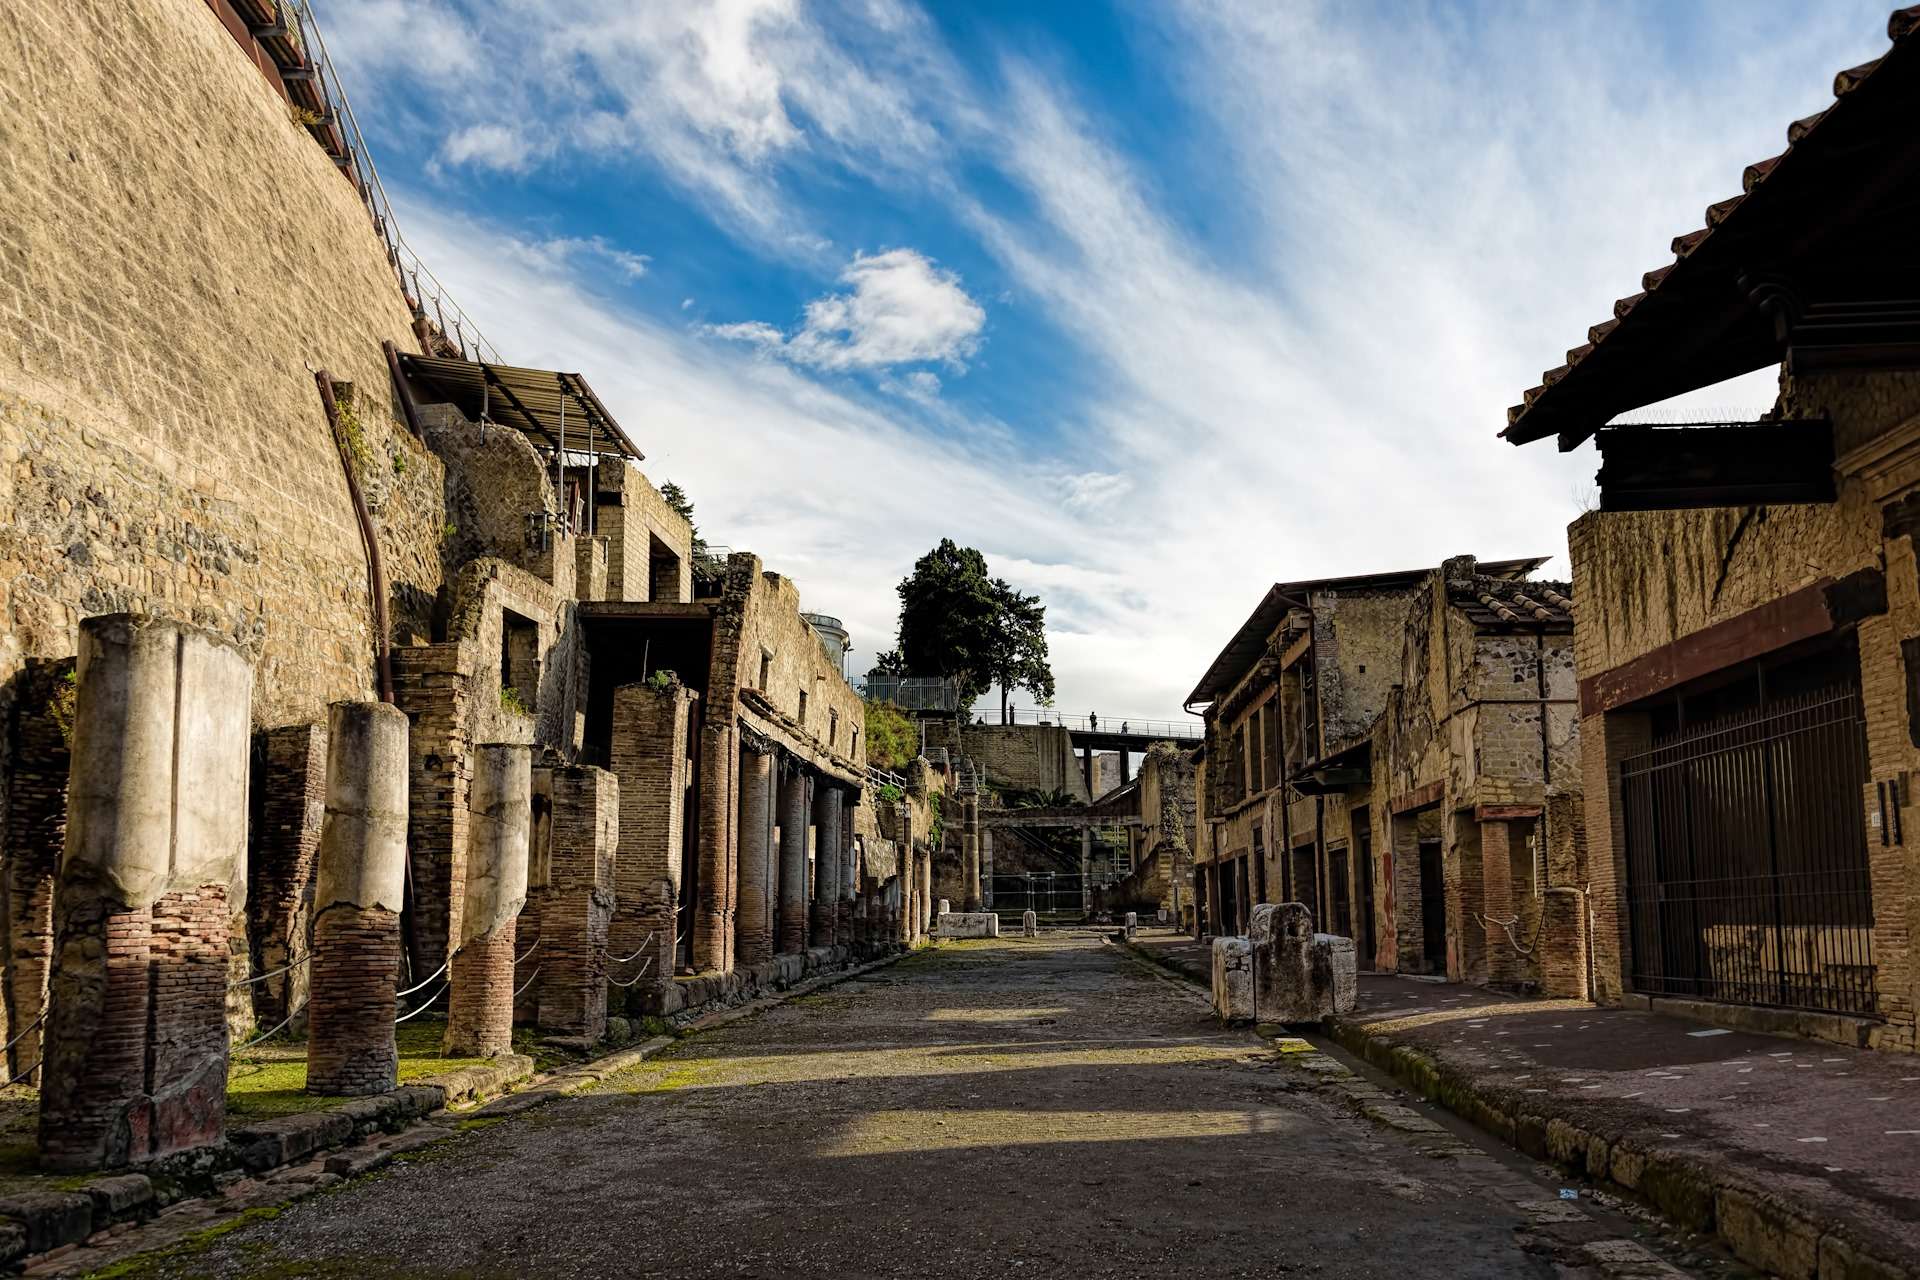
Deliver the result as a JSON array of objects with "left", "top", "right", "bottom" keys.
[{"left": 122, "top": 937, "right": 1729, "bottom": 1279}]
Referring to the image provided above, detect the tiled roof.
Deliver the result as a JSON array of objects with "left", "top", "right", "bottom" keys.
[
  {"left": 1450, "top": 577, "right": 1574, "bottom": 629},
  {"left": 1503, "top": 6, "right": 1920, "bottom": 447}
]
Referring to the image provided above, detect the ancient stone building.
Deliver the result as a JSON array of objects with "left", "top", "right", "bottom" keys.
[
  {"left": 0, "top": 0, "right": 919, "bottom": 1174},
  {"left": 1502, "top": 8, "right": 1920, "bottom": 1051},
  {"left": 1187, "top": 559, "right": 1583, "bottom": 994}
]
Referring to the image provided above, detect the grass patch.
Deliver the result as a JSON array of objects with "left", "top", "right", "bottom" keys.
[
  {"left": 227, "top": 1019, "right": 575, "bottom": 1121},
  {"left": 86, "top": 1206, "right": 282, "bottom": 1278}
]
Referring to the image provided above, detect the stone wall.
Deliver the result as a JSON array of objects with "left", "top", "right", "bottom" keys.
[
  {"left": 0, "top": 0, "right": 448, "bottom": 731},
  {"left": 959, "top": 723, "right": 1084, "bottom": 799},
  {"left": 594, "top": 463, "right": 693, "bottom": 605}
]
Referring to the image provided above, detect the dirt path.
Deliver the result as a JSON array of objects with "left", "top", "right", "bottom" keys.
[{"left": 113, "top": 937, "right": 1728, "bottom": 1279}]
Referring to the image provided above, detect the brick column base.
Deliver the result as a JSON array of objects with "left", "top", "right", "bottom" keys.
[
  {"left": 305, "top": 906, "right": 401, "bottom": 1095},
  {"left": 445, "top": 920, "right": 516, "bottom": 1057}
]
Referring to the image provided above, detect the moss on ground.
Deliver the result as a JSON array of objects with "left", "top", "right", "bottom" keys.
[
  {"left": 227, "top": 1019, "right": 574, "bottom": 1121},
  {"left": 84, "top": 1206, "right": 282, "bottom": 1278}
]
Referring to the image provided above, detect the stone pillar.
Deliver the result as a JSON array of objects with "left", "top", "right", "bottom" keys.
[
  {"left": 1582, "top": 710, "right": 1650, "bottom": 1004},
  {"left": 1080, "top": 828, "right": 1093, "bottom": 914},
  {"left": 917, "top": 849, "right": 932, "bottom": 938},
  {"left": 1022, "top": 909, "right": 1037, "bottom": 937},
  {"left": 538, "top": 766, "right": 618, "bottom": 1039},
  {"left": 1480, "top": 819, "right": 1517, "bottom": 987},
  {"left": 737, "top": 748, "right": 775, "bottom": 966},
  {"left": 609, "top": 682, "right": 692, "bottom": 999},
  {"left": 246, "top": 722, "right": 325, "bottom": 1036},
  {"left": 391, "top": 646, "right": 471, "bottom": 990},
  {"left": 514, "top": 765, "right": 554, "bottom": 1027},
  {"left": 812, "top": 784, "right": 841, "bottom": 947},
  {"left": 981, "top": 828, "right": 994, "bottom": 910},
  {"left": 306, "top": 703, "right": 408, "bottom": 1096},
  {"left": 693, "top": 722, "right": 735, "bottom": 974},
  {"left": 5, "top": 657, "right": 72, "bottom": 1081},
  {"left": 962, "top": 796, "right": 982, "bottom": 912},
  {"left": 778, "top": 770, "right": 810, "bottom": 954},
  {"left": 445, "top": 745, "right": 531, "bottom": 1058},
  {"left": 1540, "top": 886, "right": 1590, "bottom": 1000},
  {"left": 39, "top": 616, "right": 251, "bottom": 1170},
  {"left": 840, "top": 793, "right": 859, "bottom": 945}
]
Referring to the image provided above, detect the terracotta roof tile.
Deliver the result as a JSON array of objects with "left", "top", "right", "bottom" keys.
[
  {"left": 1613, "top": 290, "right": 1646, "bottom": 321},
  {"left": 1641, "top": 264, "right": 1674, "bottom": 292},
  {"left": 1836, "top": 56, "right": 1884, "bottom": 94},
  {"left": 1587, "top": 318, "right": 1619, "bottom": 344},
  {"left": 1787, "top": 108, "right": 1829, "bottom": 145},
  {"left": 1742, "top": 152, "right": 1782, "bottom": 193},
  {"left": 1704, "top": 195, "right": 1744, "bottom": 227},
  {"left": 1671, "top": 227, "right": 1709, "bottom": 257},
  {"left": 1895, "top": 5, "right": 1920, "bottom": 38}
]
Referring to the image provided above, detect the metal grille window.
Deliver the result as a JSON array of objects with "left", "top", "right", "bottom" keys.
[{"left": 1621, "top": 681, "right": 1876, "bottom": 1017}]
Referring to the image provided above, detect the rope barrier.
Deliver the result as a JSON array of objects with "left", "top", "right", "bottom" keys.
[
  {"left": 227, "top": 953, "right": 311, "bottom": 991},
  {"left": 395, "top": 958, "right": 451, "bottom": 1000},
  {"left": 513, "top": 966, "right": 541, "bottom": 999},
  {"left": 395, "top": 982, "right": 449, "bottom": 1023},
  {"left": 0, "top": 1060, "right": 39, "bottom": 1089},
  {"left": 0, "top": 1011, "right": 47, "bottom": 1061},
  {"left": 235, "top": 1000, "right": 307, "bottom": 1052},
  {"left": 605, "top": 956, "right": 655, "bottom": 988},
  {"left": 515, "top": 938, "right": 541, "bottom": 965},
  {"left": 605, "top": 933, "right": 655, "bottom": 966}
]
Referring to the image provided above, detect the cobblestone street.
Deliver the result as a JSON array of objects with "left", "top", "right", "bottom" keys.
[{"left": 117, "top": 938, "right": 1733, "bottom": 1279}]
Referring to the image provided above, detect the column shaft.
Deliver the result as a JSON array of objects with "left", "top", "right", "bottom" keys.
[
  {"left": 737, "top": 750, "right": 774, "bottom": 966},
  {"left": 777, "top": 771, "right": 809, "bottom": 954},
  {"left": 445, "top": 744, "right": 531, "bottom": 1057}
]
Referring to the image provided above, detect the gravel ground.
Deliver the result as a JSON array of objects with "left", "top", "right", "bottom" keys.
[{"left": 113, "top": 936, "right": 1721, "bottom": 1279}]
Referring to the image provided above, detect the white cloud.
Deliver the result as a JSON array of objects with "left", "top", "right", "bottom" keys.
[
  {"left": 353, "top": 2, "right": 1895, "bottom": 720},
  {"left": 438, "top": 123, "right": 537, "bottom": 173},
  {"left": 709, "top": 249, "right": 984, "bottom": 371}
]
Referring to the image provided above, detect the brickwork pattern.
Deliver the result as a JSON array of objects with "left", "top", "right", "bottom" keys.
[
  {"left": 38, "top": 902, "right": 152, "bottom": 1169},
  {"left": 610, "top": 683, "right": 690, "bottom": 987},
  {"left": 445, "top": 919, "right": 517, "bottom": 1058},
  {"left": 305, "top": 905, "right": 401, "bottom": 1095},
  {"left": 538, "top": 766, "right": 617, "bottom": 1038},
  {"left": 246, "top": 723, "right": 325, "bottom": 1028},
  {"left": 736, "top": 750, "right": 774, "bottom": 967},
  {"left": 778, "top": 771, "right": 810, "bottom": 955},
  {"left": 812, "top": 785, "right": 842, "bottom": 947},
  {"left": 394, "top": 647, "right": 472, "bottom": 981},
  {"left": 5, "top": 658, "right": 71, "bottom": 1077},
  {"left": 694, "top": 724, "right": 736, "bottom": 972}
]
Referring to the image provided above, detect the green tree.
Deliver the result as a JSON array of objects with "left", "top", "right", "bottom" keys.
[
  {"left": 893, "top": 538, "right": 1055, "bottom": 723},
  {"left": 657, "top": 481, "right": 707, "bottom": 560},
  {"left": 863, "top": 698, "right": 917, "bottom": 771}
]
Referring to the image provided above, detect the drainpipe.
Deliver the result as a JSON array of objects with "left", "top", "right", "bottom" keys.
[{"left": 313, "top": 370, "right": 392, "bottom": 703}]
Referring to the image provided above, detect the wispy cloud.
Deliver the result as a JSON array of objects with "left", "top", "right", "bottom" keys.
[
  {"left": 707, "top": 248, "right": 984, "bottom": 371},
  {"left": 337, "top": 1, "right": 1895, "bottom": 717}
]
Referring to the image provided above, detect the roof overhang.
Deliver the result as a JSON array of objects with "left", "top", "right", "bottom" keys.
[
  {"left": 398, "top": 354, "right": 643, "bottom": 461},
  {"left": 1504, "top": 9, "right": 1920, "bottom": 451}
]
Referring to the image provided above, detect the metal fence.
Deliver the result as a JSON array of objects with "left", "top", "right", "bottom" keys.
[
  {"left": 1620, "top": 685, "right": 1877, "bottom": 1016},
  {"left": 990, "top": 872, "right": 1086, "bottom": 921},
  {"left": 859, "top": 675, "right": 962, "bottom": 712}
]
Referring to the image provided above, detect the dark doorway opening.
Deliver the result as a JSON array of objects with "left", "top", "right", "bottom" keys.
[{"left": 1418, "top": 838, "right": 1447, "bottom": 973}]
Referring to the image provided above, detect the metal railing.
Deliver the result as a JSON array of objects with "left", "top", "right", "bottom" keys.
[
  {"left": 289, "top": 1, "right": 502, "bottom": 364},
  {"left": 858, "top": 675, "right": 961, "bottom": 712},
  {"left": 995, "top": 707, "right": 1201, "bottom": 740}
]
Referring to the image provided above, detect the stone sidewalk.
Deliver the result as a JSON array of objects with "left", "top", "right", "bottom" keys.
[{"left": 1124, "top": 928, "right": 1920, "bottom": 1278}]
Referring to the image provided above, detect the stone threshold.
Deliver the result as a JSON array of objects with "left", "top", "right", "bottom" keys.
[
  {"left": 9, "top": 945, "right": 917, "bottom": 1277},
  {"left": 1321, "top": 1013, "right": 1917, "bottom": 1280}
]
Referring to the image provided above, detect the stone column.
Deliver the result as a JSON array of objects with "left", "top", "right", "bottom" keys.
[
  {"left": 840, "top": 793, "right": 859, "bottom": 944},
  {"left": 917, "top": 847, "right": 932, "bottom": 938},
  {"left": 812, "top": 784, "right": 841, "bottom": 947},
  {"left": 5, "top": 657, "right": 73, "bottom": 1082},
  {"left": 981, "top": 828, "right": 995, "bottom": 911},
  {"left": 962, "top": 795, "right": 982, "bottom": 912},
  {"left": 39, "top": 615, "right": 251, "bottom": 1170},
  {"left": 778, "top": 770, "right": 809, "bottom": 954},
  {"left": 693, "top": 722, "right": 735, "bottom": 974},
  {"left": 1540, "top": 886, "right": 1589, "bottom": 999},
  {"left": 246, "top": 722, "right": 326, "bottom": 1035},
  {"left": 446, "top": 745, "right": 531, "bottom": 1057},
  {"left": 538, "top": 766, "right": 618, "bottom": 1039},
  {"left": 1080, "top": 828, "right": 1093, "bottom": 914},
  {"left": 737, "top": 748, "right": 774, "bottom": 966},
  {"left": 1480, "top": 819, "right": 1518, "bottom": 987},
  {"left": 609, "top": 682, "right": 692, "bottom": 1001},
  {"left": 306, "top": 702, "right": 408, "bottom": 1096}
]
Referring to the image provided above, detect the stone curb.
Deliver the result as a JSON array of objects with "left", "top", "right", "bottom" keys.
[
  {"left": 1320, "top": 1015, "right": 1918, "bottom": 1280},
  {"left": 5, "top": 944, "right": 917, "bottom": 1275}
]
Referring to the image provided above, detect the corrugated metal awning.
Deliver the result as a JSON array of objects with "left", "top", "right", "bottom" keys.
[{"left": 397, "top": 353, "right": 643, "bottom": 460}]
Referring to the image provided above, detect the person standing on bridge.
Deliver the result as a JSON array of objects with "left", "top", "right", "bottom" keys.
[
  {"left": 1088, "top": 712, "right": 1098, "bottom": 731},
  {"left": 1121, "top": 721, "right": 1128, "bottom": 735}
]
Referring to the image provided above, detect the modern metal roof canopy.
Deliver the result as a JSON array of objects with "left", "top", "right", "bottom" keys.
[{"left": 397, "top": 353, "right": 644, "bottom": 461}]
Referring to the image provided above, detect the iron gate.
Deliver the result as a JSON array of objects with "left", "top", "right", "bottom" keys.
[
  {"left": 990, "top": 872, "right": 1085, "bottom": 921},
  {"left": 1620, "top": 684, "right": 1876, "bottom": 1016}
]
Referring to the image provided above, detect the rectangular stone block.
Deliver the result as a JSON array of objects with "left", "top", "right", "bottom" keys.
[{"left": 934, "top": 912, "right": 999, "bottom": 939}]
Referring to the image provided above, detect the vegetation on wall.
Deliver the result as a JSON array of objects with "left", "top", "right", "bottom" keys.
[
  {"left": 864, "top": 698, "right": 917, "bottom": 771},
  {"left": 885, "top": 538, "right": 1055, "bottom": 722}
]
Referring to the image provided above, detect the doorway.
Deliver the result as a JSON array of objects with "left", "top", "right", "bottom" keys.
[{"left": 1418, "top": 838, "right": 1446, "bottom": 973}]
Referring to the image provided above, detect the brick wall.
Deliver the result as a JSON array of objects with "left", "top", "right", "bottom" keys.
[
  {"left": 3, "top": 658, "right": 70, "bottom": 1076},
  {"left": 305, "top": 904, "right": 400, "bottom": 1096},
  {"left": 537, "top": 766, "right": 616, "bottom": 1038},
  {"left": 394, "top": 645, "right": 472, "bottom": 982},
  {"left": 246, "top": 722, "right": 325, "bottom": 1027},
  {"left": 610, "top": 682, "right": 691, "bottom": 988}
]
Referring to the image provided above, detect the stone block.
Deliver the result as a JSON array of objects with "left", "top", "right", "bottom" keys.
[
  {"left": 1022, "top": 909, "right": 1037, "bottom": 937},
  {"left": 1249, "top": 903, "right": 1356, "bottom": 1024},
  {"left": 1211, "top": 936, "right": 1254, "bottom": 1022},
  {"left": 0, "top": 1192, "right": 93, "bottom": 1254},
  {"left": 1123, "top": 911, "right": 1137, "bottom": 939},
  {"left": 82, "top": 1174, "right": 152, "bottom": 1220},
  {"left": 935, "top": 912, "right": 999, "bottom": 939}
]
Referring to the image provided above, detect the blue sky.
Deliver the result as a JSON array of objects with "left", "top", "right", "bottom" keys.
[{"left": 320, "top": 0, "right": 1895, "bottom": 719}]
